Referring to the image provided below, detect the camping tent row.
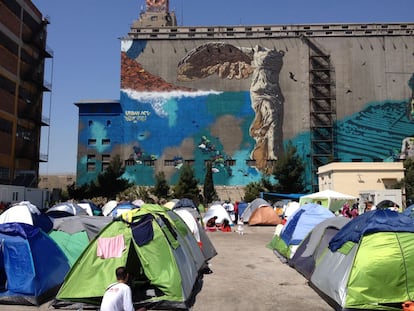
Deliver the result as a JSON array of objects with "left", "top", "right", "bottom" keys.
[
  {"left": 268, "top": 202, "right": 414, "bottom": 311},
  {"left": 0, "top": 201, "right": 216, "bottom": 308},
  {"left": 0, "top": 202, "right": 112, "bottom": 305},
  {"left": 232, "top": 190, "right": 356, "bottom": 227}
]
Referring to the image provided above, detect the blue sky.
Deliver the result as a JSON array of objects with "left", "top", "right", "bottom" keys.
[{"left": 33, "top": 0, "right": 414, "bottom": 174}]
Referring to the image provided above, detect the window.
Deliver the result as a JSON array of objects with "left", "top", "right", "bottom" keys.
[
  {"left": 125, "top": 159, "right": 135, "bottom": 166},
  {"left": 246, "top": 160, "right": 256, "bottom": 167},
  {"left": 0, "top": 118, "right": 12, "bottom": 134},
  {"left": 16, "top": 126, "right": 33, "bottom": 141},
  {"left": 102, "top": 154, "right": 111, "bottom": 162},
  {"left": 87, "top": 162, "right": 96, "bottom": 172},
  {"left": 88, "top": 139, "right": 96, "bottom": 146},
  {"left": 88, "top": 120, "right": 93, "bottom": 127},
  {"left": 102, "top": 162, "right": 110, "bottom": 171},
  {"left": 185, "top": 159, "right": 195, "bottom": 165},
  {"left": 164, "top": 160, "right": 176, "bottom": 166},
  {"left": 87, "top": 154, "right": 96, "bottom": 161},
  {"left": 106, "top": 120, "right": 111, "bottom": 127},
  {"left": 225, "top": 159, "right": 236, "bottom": 166},
  {"left": 143, "top": 160, "right": 155, "bottom": 167},
  {"left": 0, "top": 167, "right": 9, "bottom": 179},
  {"left": 102, "top": 139, "right": 110, "bottom": 145}
]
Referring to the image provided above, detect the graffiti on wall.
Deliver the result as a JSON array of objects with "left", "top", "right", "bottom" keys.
[
  {"left": 124, "top": 110, "right": 151, "bottom": 123},
  {"left": 76, "top": 39, "right": 414, "bottom": 188}
]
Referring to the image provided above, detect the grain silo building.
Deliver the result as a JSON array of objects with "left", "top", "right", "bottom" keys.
[{"left": 76, "top": 1, "right": 414, "bottom": 192}]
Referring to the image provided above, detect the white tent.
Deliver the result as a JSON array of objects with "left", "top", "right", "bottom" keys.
[
  {"left": 0, "top": 201, "right": 41, "bottom": 225},
  {"left": 299, "top": 189, "right": 357, "bottom": 212},
  {"left": 203, "top": 203, "right": 233, "bottom": 225},
  {"left": 174, "top": 209, "right": 201, "bottom": 243}
]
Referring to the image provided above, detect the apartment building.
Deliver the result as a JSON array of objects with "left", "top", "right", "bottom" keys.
[{"left": 0, "top": 0, "right": 52, "bottom": 187}]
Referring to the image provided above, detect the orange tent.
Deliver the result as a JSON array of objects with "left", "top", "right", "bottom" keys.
[{"left": 248, "top": 205, "right": 282, "bottom": 226}]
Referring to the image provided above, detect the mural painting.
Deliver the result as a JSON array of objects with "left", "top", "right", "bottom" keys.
[{"left": 76, "top": 37, "right": 414, "bottom": 188}]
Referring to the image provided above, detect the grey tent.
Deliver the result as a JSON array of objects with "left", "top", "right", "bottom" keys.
[
  {"left": 46, "top": 202, "right": 89, "bottom": 218},
  {"left": 288, "top": 216, "right": 350, "bottom": 279},
  {"left": 51, "top": 215, "right": 112, "bottom": 240},
  {"left": 240, "top": 198, "right": 271, "bottom": 222}
]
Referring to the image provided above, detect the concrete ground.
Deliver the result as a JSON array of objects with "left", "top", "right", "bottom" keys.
[
  {"left": 191, "top": 225, "right": 333, "bottom": 311},
  {"left": 0, "top": 226, "right": 333, "bottom": 311}
]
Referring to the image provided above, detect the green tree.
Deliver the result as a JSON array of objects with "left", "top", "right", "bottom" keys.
[
  {"left": 173, "top": 164, "right": 200, "bottom": 204},
  {"left": 272, "top": 141, "right": 306, "bottom": 193},
  {"left": 67, "top": 181, "right": 92, "bottom": 200},
  {"left": 151, "top": 171, "right": 170, "bottom": 199},
  {"left": 203, "top": 161, "right": 218, "bottom": 204},
  {"left": 243, "top": 177, "right": 275, "bottom": 202},
  {"left": 119, "top": 185, "right": 154, "bottom": 203},
  {"left": 243, "top": 181, "right": 265, "bottom": 202},
  {"left": 95, "top": 155, "right": 132, "bottom": 199}
]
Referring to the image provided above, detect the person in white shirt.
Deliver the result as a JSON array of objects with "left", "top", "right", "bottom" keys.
[{"left": 100, "top": 266, "right": 145, "bottom": 311}]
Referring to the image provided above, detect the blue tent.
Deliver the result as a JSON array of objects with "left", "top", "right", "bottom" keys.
[
  {"left": 267, "top": 203, "right": 335, "bottom": 261},
  {"left": 237, "top": 202, "right": 248, "bottom": 220},
  {"left": 0, "top": 223, "right": 70, "bottom": 305},
  {"left": 109, "top": 201, "right": 137, "bottom": 217},
  {"left": 329, "top": 208, "right": 414, "bottom": 251}
]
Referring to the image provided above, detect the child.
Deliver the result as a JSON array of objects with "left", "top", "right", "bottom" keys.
[{"left": 220, "top": 219, "right": 232, "bottom": 232}]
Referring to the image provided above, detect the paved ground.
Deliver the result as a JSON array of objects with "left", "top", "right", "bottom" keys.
[
  {"left": 0, "top": 225, "right": 333, "bottom": 311},
  {"left": 191, "top": 226, "right": 333, "bottom": 311}
]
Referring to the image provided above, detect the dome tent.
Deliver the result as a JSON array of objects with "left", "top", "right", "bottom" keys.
[
  {"left": 55, "top": 204, "right": 211, "bottom": 310},
  {"left": 310, "top": 209, "right": 414, "bottom": 311},
  {"left": 0, "top": 223, "right": 70, "bottom": 305},
  {"left": 267, "top": 203, "right": 335, "bottom": 262}
]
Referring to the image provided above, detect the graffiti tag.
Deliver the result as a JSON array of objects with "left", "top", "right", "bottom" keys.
[{"left": 124, "top": 110, "right": 151, "bottom": 122}]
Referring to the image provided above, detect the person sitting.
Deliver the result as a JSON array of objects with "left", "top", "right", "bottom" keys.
[
  {"left": 220, "top": 219, "right": 232, "bottom": 232},
  {"left": 205, "top": 216, "right": 218, "bottom": 231}
]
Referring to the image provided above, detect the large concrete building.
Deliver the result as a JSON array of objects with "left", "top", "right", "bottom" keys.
[
  {"left": 0, "top": 0, "right": 52, "bottom": 187},
  {"left": 76, "top": 1, "right": 414, "bottom": 192}
]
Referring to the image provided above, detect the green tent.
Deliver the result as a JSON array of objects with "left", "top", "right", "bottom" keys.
[
  {"left": 310, "top": 209, "right": 414, "bottom": 311},
  {"left": 48, "top": 215, "right": 112, "bottom": 266},
  {"left": 55, "top": 204, "right": 207, "bottom": 310}
]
